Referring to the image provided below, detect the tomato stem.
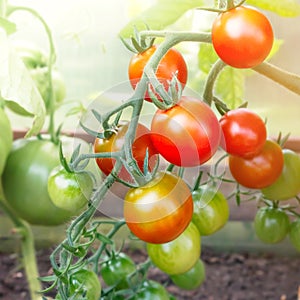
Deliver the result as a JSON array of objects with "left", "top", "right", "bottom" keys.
[{"left": 253, "top": 62, "right": 300, "bottom": 96}]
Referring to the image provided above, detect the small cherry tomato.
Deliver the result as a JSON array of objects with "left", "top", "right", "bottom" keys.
[
  {"left": 254, "top": 206, "right": 290, "bottom": 244},
  {"left": 150, "top": 96, "right": 221, "bottom": 167},
  {"left": 219, "top": 108, "right": 267, "bottom": 158},
  {"left": 229, "top": 139, "right": 284, "bottom": 189},
  {"left": 192, "top": 186, "right": 229, "bottom": 236},
  {"left": 289, "top": 218, "right": 300, "bottom": 252},
  {"left": 124, "top": 171, "right": 193, "bottom": 244},
  {"left": 212, "top": 6, "right": 274, "bottom": 68},
  {"left": 128, "top": 45, "right": 188, "bottom": 101},
  {"left": 146, "top": 222, "right": 201, "bottom": 275}
]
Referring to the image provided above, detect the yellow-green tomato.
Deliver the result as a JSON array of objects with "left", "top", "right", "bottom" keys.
[
  {"left": 170, "top": 259, "right": 206, "bottom": 290},
  {"left": 47, "top": 167, "right": 93, "bottom": 214},
  {"left": 146, "top": 222, "right": 201, "bottom": 275},
  {"left": 192, "top": 186, "right": 229, "bottom": 236}
]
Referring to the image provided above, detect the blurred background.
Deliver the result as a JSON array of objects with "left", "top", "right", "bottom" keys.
[{"left": 7, "top": 0, "right": 300, "bottom": 137}]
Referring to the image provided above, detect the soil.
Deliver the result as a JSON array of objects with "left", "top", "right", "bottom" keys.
[{"left": 0, "top": 246, "right": 299, "bottom": 300}]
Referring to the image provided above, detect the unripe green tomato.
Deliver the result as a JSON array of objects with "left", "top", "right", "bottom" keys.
[
  {"left": 131, "top": 280, "right": 170, "bottom": 300},
  {"left": 262, "top": 150, "right": 300, "bottom": 201},
  {"left": 170, "top": 259, "right": 206, "bottom": 290},
  {"left": 289, "top": 218, "right": 300, "bottom": 252},
  {"left": 192, "top": 186, "right": 229, "bottom": 236},
  {"left": 47, "top": 167, "right": 93, "bottom": 214},
  {"left": 147, "top": 222, "right": 201, "bottom": 275},
  {"left": 100, "top": 252, "right": 136, "bottom": 290},
  {"left": 254, "top": 207, "right": 290, "bottom": 244}
]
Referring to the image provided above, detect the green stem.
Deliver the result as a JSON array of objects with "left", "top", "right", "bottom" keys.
[
  {"left": 0, "top": 0, "right": 8, "bottom": 17},
  {"left": 253, "top": 62, "right": 300, "bottom": 96},
  {"left": 8, "top": 6, "right": 57, "bottom": 143},
  {"left": 203, "top": 59, "right": 227, "bottom": 106},
  {"left": 0, "top": 185, "right": 42, "bottom": 300}
]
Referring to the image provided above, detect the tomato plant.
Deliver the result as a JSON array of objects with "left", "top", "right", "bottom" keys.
[
  {"left": 211, "top": 6, "right": 274, "bottom": 68},
  {"left": 254, "top": 206, "right": 290, "bottom": 244},
  {"left": 128, "top": 45, "right": 188, "bottom": 100},
  {"left": 69, "top": 269, "right": 101, "bottom": 300},
  {"left": 289, "top": 218, "right": 300, "bottom": 252},
  {"left": 47, "top": 166, "right": 93, "bottom": 214},
  {"left": 192, "top": 186, "right": 229, "bottom": 236},
  {"left": 262, "top": 149, "right": 300, "bottom": 200},
  {"left": 150, "top": 96, "right": 221, "bottom": 167},
  {"left": 170, "top": 259, "right": 206, "bottom": 290},
  {"left": 229, "top": 139, "right": 284, "bottom": 189},
  {"left": 2, "top": 138, "right": 83, "bottom": 226},
  {"left": 124, "top": 171, "right": 193, "bottom": 244},
  {"left": 219, "top": 108, "right": 267, "bottom": 158},
  {"left": 146, "top": 221, "right": 201, "bottom": 275},
  {"left": 100, "top": 252, "right": 136, "bottom": 290},
  {"left": 94, "top": 121, "right": 158, "bottom": 181}
]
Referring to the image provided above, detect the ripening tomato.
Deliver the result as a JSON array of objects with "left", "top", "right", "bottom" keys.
[
  {"left": 229, "top": 139, "right": 284, "bottom": 189},
  {"left": 262, "top": 149, "right": 300, "bottom": 201},
  {"left": 212, "top": 6, "right": 274, "bottom": 68},
  {"left": 124, "top": 171, "right": 193, "bottom": 244},
  {"left": 94, "top": 122, "right": 157, "bottom": 181},
  {"left": 147, "top": 222, "right": 201, "bottom": 275},
  {"left": 150, "top": 96, "right": 221, "bottom": 167},
  {"left": 254, "top": 206, "right": 290, "bottom": 244},
  {"left": 128, "top": 45, "right": 188, "bottom": 101},
  {"left": 219, "top": 108, "right": 267, "bottom": 158}
]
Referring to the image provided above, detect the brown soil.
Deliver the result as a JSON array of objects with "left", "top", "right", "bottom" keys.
[{"left": 0, "top": 246, "right": 299, "bottom": 300}]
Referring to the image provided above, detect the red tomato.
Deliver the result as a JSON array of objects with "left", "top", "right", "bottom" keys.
[
  {"left": 219, "top": 108, "right": 267, "bottom": 158},
  {"left": 150, "top": 96, "right": 221, "bottom": 167},
  {"left": 94, "top": 122, "right": 157, "bottom": 181},
  {"left": 229, "top": 139, "right": 284, "bottom": 189},
  {"left": 128, "top": 45, "right": 188, "bottom": 100},
  {"left": 123, "top": 171, "right": 193, "bottom": 244},
  {"left": 212, "top": 6, "right": 274, "bottom": 68}
]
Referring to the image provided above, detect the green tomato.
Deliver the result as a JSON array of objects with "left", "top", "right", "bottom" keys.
[
  {"left": 254, "top": 206, "right": 290, "bottom": 244},
  {"left": 70, "top": 269, "right": 101, "bottom": 300},
  {"left": 47, "top": 167, "right": 93, "bottom": 214},
  {"left": 170, "top": 259, "right": 206, "bottom": 290},
  {"left": 2, "top": 137, "right": 85, "bottom": 226},
  {"left": 100, "top": 252, "right": 136, "bottom": 290},
  {"left": 147, "top": 222, "right": 201, "bottom": 275},
  {"left": 262, "top": 149, "right": 300, "bottom": 200},
  {"left": 192, "top": 186, "right": 229, "bottom": 236},
  {"left": 289, "top": 218, "right": 300, "bottom": 252},
  {"left": 132, "top": 280, "right": 170, "bottom": 300},
  {"left": 0, "top": 108, "right": 13, "bottom": 176}
]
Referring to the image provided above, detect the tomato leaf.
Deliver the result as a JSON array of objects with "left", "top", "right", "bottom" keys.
[
  {"left": 120, "top": 0, "right": 204, "bottom": 38},
  {"left": 0, "top": 17, "right": 16, "bottom": 35},
  {"left": 247, "top": 0, "right": 300, "bottom": 17},
  {"left": 0, "top": 29, "right": 46, "bottom": 137}
]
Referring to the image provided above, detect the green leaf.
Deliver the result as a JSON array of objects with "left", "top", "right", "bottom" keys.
[
  {"left": 120, "top": 0, "right": 204, "bottom": 38},
  {"left": 215, "top": 67, "right": 246, "bottom": 109},
  {"left": 0, "top": 29, "right": 46, "bottom": 137},
  {"left": 198, "top": 43, "right": 219, "bottom": 74},
  {"left": 0, "top": 17, "right": 16, "bottom": 35},
  {"left": 247, "top": 0, "right": 300, "bottom": 17}
]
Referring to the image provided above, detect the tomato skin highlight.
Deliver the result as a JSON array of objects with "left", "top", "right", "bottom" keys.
[
  {"left": 2, "top": 138, "right": 78, "bottom": 226},
  {"left": 124, "top": 171, "right": 193, "bottom": 244},
  {"left": 128, "top": 45, "right": 188, "bottom": 100},
  {"left": 94, "top": 122, "right": 157, "bottom": 181},
  {"left": 146, "top": 221, "right": 201, "bottom": 275},
  {"left": 192, "top": 186, "right": 229, "bottom": 236},
  {"left": 254, "top": 207, "right": 290, "bottom": 244},
  {"left": 150, "top": 96, "right": 221, "bottom": 167},
  {"left": 262, "top": 149, "right": 300, "bottom": 201},
  {"left": 212, "top": 6, "right": 274, "bottom": 68},
  {"left": 219, "top": 108, "right": 267, "bottom": 158},
  {"left": 229, "top": 139, "right": 284, "bottom": 189}
]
